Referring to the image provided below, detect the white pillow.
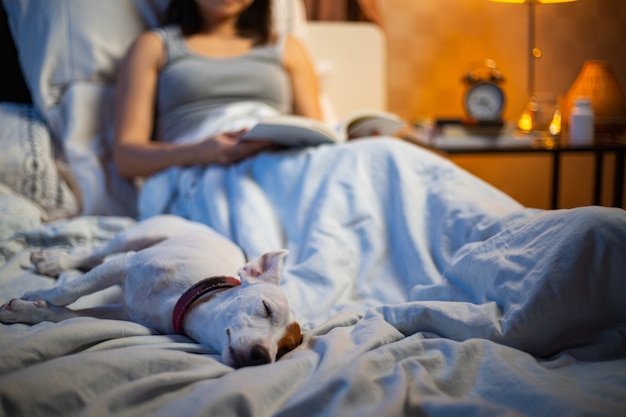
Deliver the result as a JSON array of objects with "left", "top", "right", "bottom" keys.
[
  {"left": 0, "top": 102, "right": 80, "bottom": 221},
  {"left": 45, "top": 82, "right": 139, "bottom": 217},
  {"left": 3, "top": 0, "right": 170, "bottom": 113}
]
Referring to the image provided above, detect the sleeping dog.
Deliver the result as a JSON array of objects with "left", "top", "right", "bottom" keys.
[{"left": 0, "top": 215, "right": 302, "bottom": 368}]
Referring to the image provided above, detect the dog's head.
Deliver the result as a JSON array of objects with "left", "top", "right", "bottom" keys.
[{"left": 218, "top": 249, "right": 302, "bottom": 368}]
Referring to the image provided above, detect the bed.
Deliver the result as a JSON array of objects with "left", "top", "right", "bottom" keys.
[{"left": 1, "top": 1, "right": 626, "bottom": 416}]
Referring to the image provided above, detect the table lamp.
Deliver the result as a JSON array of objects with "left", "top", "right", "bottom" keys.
[{"left": 489, "top": 0, "right": 576, "bottom": 134}]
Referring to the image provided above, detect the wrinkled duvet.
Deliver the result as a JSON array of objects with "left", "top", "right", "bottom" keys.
[{"left": 1, "top": 138, "right": 625, "bottom": 417}]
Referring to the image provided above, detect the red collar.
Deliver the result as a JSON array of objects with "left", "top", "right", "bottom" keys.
[{"left": 172, "top": 276, "right": 241, "bottom": 334}]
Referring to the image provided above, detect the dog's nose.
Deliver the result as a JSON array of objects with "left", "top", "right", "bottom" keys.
[{"left": 246, "top": 344, "right": 272, "bottom": 367}]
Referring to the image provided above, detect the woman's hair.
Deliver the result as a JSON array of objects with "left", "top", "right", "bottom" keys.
[{"left": 167, "top": 0, "right": 272, "bottom": 44}]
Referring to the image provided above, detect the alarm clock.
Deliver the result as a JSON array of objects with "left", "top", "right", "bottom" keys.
[{"left": 462, "top": 59, "right": 506, "bottom": 123}]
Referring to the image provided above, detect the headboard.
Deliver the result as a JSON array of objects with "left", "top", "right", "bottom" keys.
[{"left": 306, "top": 21, "right": 387, "bottom": 121}]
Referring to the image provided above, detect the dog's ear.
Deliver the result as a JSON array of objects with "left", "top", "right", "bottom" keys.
[{"left": 238, "top": 249, "right": 289, "bottom": 286}]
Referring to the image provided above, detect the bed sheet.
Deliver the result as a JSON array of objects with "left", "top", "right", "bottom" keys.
[{"left": 1, "top": 138, "right": 626, "bottom": 417}]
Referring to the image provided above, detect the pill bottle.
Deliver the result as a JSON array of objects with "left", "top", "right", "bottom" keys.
[{"left": 569, "top": 98, "right": 594, "bottom": 145}]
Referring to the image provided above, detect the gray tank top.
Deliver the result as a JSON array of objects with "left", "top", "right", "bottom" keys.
[{"left": 154, "top": 25, "right": 292, "bottom": 142}]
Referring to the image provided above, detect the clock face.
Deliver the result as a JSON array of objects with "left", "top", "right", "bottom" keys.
[{"left": 464, "top": 82, "right": 505, "bottom": 122}]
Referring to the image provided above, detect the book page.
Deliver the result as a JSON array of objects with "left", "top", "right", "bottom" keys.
[
  {"left": 347, "top": 116, "right": 405, "bottom": 138},
  {"left": 340, "top": 110, "right": 406, "bottom": 139},
  {"left": 241, "top": 115, "right": 339, "bottom": 147}
]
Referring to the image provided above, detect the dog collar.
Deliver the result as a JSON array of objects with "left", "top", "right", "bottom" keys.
[{"left": 172, "top": 276, "right": 241, "bottom": 334}]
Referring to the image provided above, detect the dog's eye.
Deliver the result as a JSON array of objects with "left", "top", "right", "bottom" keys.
[{"left": 262, "top": 300, "right": 272, "bottom": 318}]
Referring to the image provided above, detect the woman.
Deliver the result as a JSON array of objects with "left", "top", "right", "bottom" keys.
[{"left": 113, "top": 0, "right": 322, "bottom": 179}]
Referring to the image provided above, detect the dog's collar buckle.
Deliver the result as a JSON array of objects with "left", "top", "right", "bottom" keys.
[{"left": 172, "top": 276, "right": 241, "bottom": 334}]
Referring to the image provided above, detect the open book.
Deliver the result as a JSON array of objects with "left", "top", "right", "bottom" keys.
[{"left": 241, "top": 110, "right": 406, "bottom": 147}]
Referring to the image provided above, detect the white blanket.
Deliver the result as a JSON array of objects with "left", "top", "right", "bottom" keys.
[
  {"left": 139, "top": 134, "right": 626, "bottom": 354},
  {"left": 1, "top": 129, "right": 626, "bottom": 416}
]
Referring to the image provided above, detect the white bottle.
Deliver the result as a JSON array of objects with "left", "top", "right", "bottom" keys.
[{"left": 569, "top": 98, "right": 594, "bottom": 146}]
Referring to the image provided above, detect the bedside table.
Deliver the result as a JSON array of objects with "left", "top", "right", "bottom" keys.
[{"left": 408, "top": 124, "right": 625, "bottom": 209}]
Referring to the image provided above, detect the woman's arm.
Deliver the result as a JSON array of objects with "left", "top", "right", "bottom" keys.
[
  {"left": 283, "top": 35, "right": 323, "bottom": 121},
  {"left": 113, "top": 32, "right": 270, "bottom": 180}
]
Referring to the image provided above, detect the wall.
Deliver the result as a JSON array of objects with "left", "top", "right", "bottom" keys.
[
  {"left": 381, "top": 0, "right": 626, "bottom": 122},
  {"left": 379, "top": 0, "right": 626, "bottom": 209}
]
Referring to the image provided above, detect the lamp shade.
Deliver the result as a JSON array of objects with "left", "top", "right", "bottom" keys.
[{"left": 562, "top": 60, "right": 626, "bottom": 133}]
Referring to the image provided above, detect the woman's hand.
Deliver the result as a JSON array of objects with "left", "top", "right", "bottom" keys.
[{"left": 194, "top": 129, "right": 274, "bottom": 165}]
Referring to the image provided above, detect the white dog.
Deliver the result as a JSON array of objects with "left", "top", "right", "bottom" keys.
[{"left": 0, "top": 215, "right": 302, "bottom": 368}]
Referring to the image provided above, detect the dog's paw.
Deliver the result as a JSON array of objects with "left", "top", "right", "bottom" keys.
[
  {"left": 0, "top": 298, "right": 50, "bottom": 324},
  {"left": 22, "top": 287, "right": 77, "bottom": 307},
  {"left": 30, "top": 249, "right": 70, "bottom": 277}
]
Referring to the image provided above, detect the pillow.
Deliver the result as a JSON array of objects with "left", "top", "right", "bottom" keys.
[
  {"left": 46, "top": 82, "right": 139, "bottom": 217},
  {"left": 2, "top": 0, "right": 170, "bottom": 113},
  {"left": 0, "top": 102, "right": 80, "bottom": 221}
]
